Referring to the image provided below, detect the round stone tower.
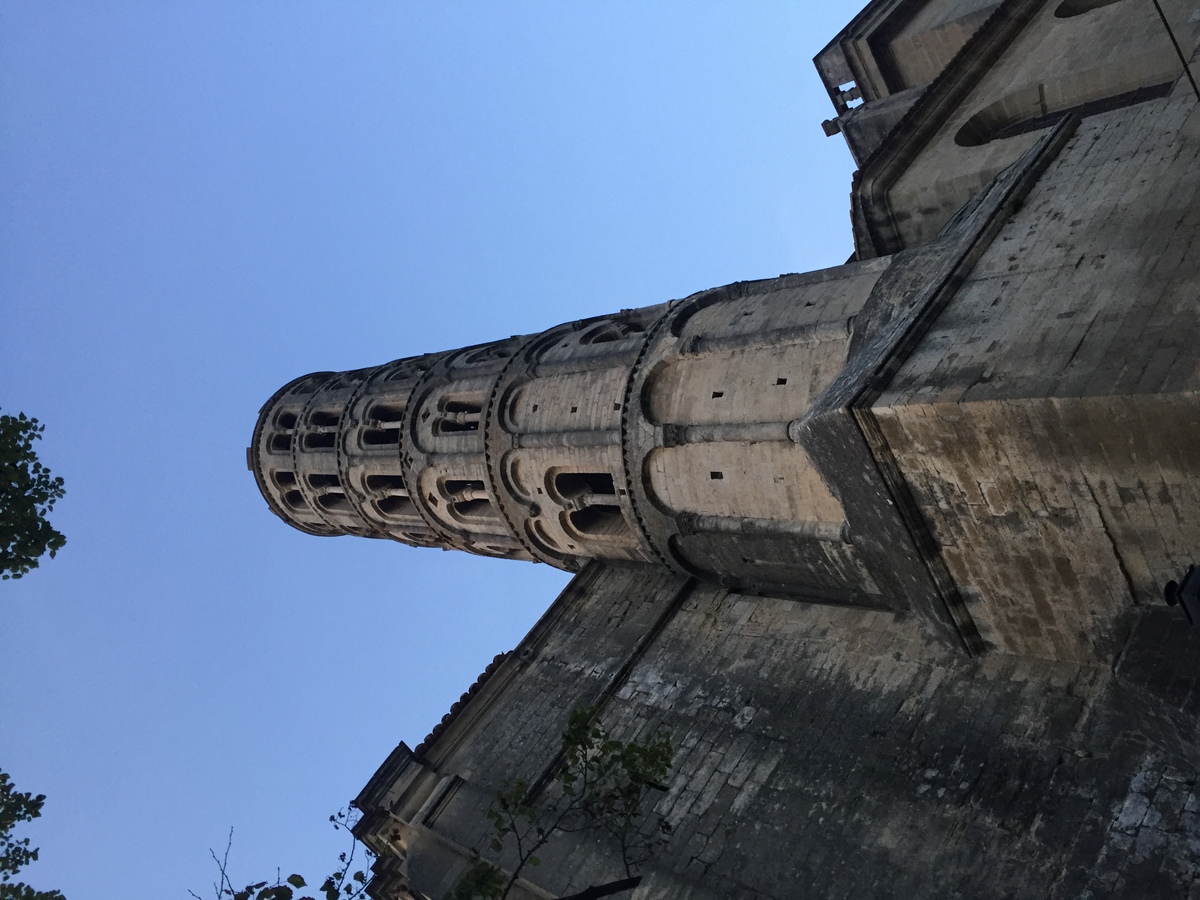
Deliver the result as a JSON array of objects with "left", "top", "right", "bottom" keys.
[{"left": 250, "top": 265, "right": 888, "bottom": 604}]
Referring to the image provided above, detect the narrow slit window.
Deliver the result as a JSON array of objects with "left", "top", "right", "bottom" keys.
[
  {"left": 272, "top": 471, "right": 296, "bottom": 488},
  {"left": 317, "top": 493, "right": 351, "bottom": 512},
  {"left": 776, "top": 378, "right": 787, "bottom": 385},
  {"left": 711, "top": 391, "right": 724, "bottom": 399},
  {"left": 270, "top": 434, "right": 292, "bottom": 453},
  {"left": 307, "top": 473, "right": 341, "bottom": 489},
  {"left": 710, "top": 471, "right": 724, "bottom": 480}
]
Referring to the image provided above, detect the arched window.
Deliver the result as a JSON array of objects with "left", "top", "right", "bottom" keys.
[
  {"left": 955, "top": 81, "right": 1173, "bottom": 147},
  {"left": 365, "top": 474, "right": 406, "bottom": 492},
  {"left": 553, "top": 471, "right": 616, "bottom": 501},
  {"left": 377, "top": 496, "right": 416, "bottom": 518},
  {"left": 317, "top": 493, "right": 351, "bottom": 512},
  {"left": 309, "top": 410, "right": 340, "bottom": 428},
  {"left": 303, "top": 432, "right": 337, "bottom": 450},
  {"left": 566, "top": 506, "right": 632, "bottom": 539},
  {"left": 578, "top": 320, "right": 646, "bottom": 344},
  {"left": 435, "top": 396, "right": 483, "bottom": 434}
]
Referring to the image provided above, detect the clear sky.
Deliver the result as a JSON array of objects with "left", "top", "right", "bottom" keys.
[{"left": 1, "top": 3, "right": 860, "bottom": 897}]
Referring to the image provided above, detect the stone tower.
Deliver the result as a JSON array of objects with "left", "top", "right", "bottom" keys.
[{"left": 250, "top": 1, "right": 1200, "bottom": 897}]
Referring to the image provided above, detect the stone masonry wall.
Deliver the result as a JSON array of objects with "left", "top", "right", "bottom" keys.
[
  {"left": 874, "top": 84, "right": 1200, "bottom": 660},
  {"left": 408, "top": 564, "right": 1200, "bottom": 900}
]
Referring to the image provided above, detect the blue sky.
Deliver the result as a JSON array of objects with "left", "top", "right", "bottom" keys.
[{"left": 1, "top": 3, "right": 859, "bottom": 897}]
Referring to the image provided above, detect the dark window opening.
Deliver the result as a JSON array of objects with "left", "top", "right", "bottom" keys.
[
  {"left": 1054, "top": 0, "right": 1122, "bottom": 16},
  {"left": 436, "top": 397, "right": 483, "bottom": 434},
  {"left": 366, "top": 474, "right": 406, "bottom": 492},
  {"left": 568, "top": 505, "right": 629, "bottom": 538},
  {"left": 710, "top": 471, "right": 724, "bottom": 480},
  {"left": 275, "top": 412, "right": 297, "bottom": 430},
  {"left": 554, "top": 472, "right": 616, "bottom": 500},
  {"left": 775, "top": 377, "right": 788, "bottom": 385},
  {"left": 711, "top": 391, "right": 724, "bottom": 398},
  {"left": 317, "top": 492, "right": 351, "bottom": 512},
  {"left": 307, "top": 473, "right": 340, "bottom": 489},
  {"left": 570, "top": 406, "right": 578, "bottom": 414},
  {"left": 370, "top": 403, "right": 405, "bottom": 424},
  {"left": 270, "top": 434, "right": 292, "bottom": 453},
  {"left": 377, "top": 496, "right": 416, "bottom": 517},
  {"left": 310, "top": 410, "right": 340, "bottom": 428},
  {"left": 283, "top": 490, "right": 305, "bottom": 510},
  {"left": 452, "top": 499, "right": 494, "bottom": 520},
  {"left": 304, "top": 432, "right": 337, "bottom": 450},
  {"left": 444, "top": 479, "right": 486, "bottom": 499},
  {"left": 362, "top": 428, "right": 400, "bottom": 446},
  {"left": 273, "top": 471, "right": 296, "bottom": 487}
]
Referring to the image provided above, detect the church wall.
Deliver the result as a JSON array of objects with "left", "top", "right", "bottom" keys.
[
  {"left": 874, "top": 86, "right": 1200, "bottom": 660},
  {"left": 883, "top": 0, "right": 1196, "bottom": 248},
  {"left": 377, "top": 569, "right": 1200, "bottom": 900},
  {"left": 420, "top": 563, "right": 690, "bottom": 788}
]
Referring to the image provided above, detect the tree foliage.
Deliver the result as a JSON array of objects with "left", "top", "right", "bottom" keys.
[
  {"left": 0, "top": 769, "right": 66, "bottom": 900},
  {"left": 450, "top": 706, "right": 673, "bottom": 900},
  {"left": 190, "top": 808, "right": 373, "bottom": 900},
  {"left": 0, "top": 412, "right": 66, "bottom": 581}
]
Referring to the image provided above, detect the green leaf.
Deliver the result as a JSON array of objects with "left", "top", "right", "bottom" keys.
[{"left": 287, "top": 875, "right": 307, "bottom": 889}]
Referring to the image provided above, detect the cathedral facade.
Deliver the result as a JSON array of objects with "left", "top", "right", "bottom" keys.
[{"left": 250, "top": 1, "right": 1200, "bottom": 896}]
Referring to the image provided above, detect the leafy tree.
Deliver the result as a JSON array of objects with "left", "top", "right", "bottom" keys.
[
  {"left": 0, "top": 412, "right": 66, "bottom": 581},
  {"left": 1, "top": 769, "right": 66, "bottom": 900},
  {"left": 190, "top": 808, "right": 372, "bottom": 900},
  {"left": 449, "top": 706, "right": 673, "bottom": 900}
]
